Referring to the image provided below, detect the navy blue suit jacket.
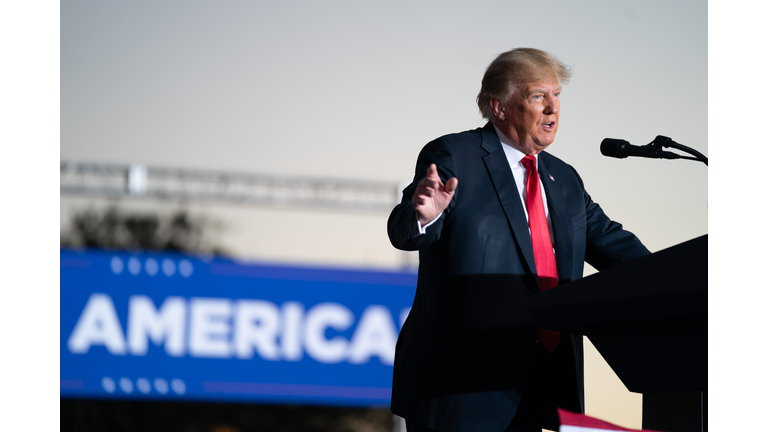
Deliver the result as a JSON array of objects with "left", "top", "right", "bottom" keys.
[{"left": 387, "top": 123, "right": 650, "bottom": 432}]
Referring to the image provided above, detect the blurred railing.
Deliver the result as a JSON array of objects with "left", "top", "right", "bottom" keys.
[{"left": 60, "top": 160, "right": 403, "bottom": 212}]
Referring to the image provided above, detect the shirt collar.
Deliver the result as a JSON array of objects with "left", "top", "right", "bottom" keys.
[{"left": 492, "top": 124, "right": 538, "bottom": 165}]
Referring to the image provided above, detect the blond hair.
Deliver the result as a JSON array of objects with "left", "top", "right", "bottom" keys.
[{"left": 477, "top": 48, "right": 572, "bottom": 120}]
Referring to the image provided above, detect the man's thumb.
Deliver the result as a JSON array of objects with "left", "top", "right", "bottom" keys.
[{"left": 445, "top": 177, "right": 458, "bottom": 193}]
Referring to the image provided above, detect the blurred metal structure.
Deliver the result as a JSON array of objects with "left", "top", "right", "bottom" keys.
[{"left": 61, "top": 160, "right": 403, "bottom": 212}]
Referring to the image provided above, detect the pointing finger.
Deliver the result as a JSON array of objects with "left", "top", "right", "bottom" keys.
[{"left": 426, "top": 164, "right": 441, "bottom": 182}]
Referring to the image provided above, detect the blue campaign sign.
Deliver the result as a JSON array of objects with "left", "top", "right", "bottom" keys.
[{"left": 60, "top": 248, "right": 417, "bottom": 408}]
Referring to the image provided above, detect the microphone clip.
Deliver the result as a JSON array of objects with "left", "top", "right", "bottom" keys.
[{"left": 644, "top": 135, "right": 681, "bottom": 160}]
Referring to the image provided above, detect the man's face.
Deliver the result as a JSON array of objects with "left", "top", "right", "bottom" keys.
[{"left": 492, "top": 77, "right": 561, "bottom": 155}]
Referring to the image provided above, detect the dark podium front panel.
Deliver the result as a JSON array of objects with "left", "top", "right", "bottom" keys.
[{"left": 528, "top": 235, "right": 707, "bottom": 432}]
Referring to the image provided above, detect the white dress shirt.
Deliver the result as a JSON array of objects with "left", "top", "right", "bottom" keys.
[{"left": 494, "top": 124, "right": 556, "bottom": 245}]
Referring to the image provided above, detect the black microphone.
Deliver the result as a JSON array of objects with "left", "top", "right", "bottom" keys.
[{"left": 601, "top": 138, "right": 681, "bottom": 160}]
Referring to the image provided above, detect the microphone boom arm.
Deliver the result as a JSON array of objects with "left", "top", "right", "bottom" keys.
[{"left": 652, "top": 135, "right": 708, "bottom": 166}]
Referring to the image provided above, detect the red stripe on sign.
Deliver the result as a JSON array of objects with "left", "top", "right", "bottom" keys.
[{"left": 558, "top": 409, "right": 663, "bottom": 432}]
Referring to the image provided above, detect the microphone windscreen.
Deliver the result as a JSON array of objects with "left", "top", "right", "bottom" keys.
[{"left": 600, "top": 138, "right": 629, "bottom": 158}]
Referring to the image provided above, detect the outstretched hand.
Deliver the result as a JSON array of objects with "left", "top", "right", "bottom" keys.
[{"left": 412, "top": 163, "right": 458, "bottom": 226}]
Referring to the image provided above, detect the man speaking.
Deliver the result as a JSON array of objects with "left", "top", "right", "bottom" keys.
[{"left": 387, "top": 48, "right": 650, "bottom": 432}]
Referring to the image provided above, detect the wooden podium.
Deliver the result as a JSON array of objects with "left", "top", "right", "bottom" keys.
[{"left": 528, "top": 235, "right": 707, "bottom": 432}]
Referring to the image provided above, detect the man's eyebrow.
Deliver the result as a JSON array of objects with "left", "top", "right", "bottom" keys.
[{"left": 530, "top": 86, "right": 562, "bottom": 93}]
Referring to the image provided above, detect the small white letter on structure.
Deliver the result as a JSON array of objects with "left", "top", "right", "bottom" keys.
[
  {"left": 67, "top": 293, "right": 127, "bottom": 355},
  {"left": 304, "top": 302, "right": 353, "bottom": 364},
  {"left": 234, "top": 300, "right": 280, "bottom": 360},
  {"left": 127, "top": 295, "right": 186, "bottom": 357},
  {"left": 347, "top": 305, "right": 397, "bottom": 365},
  {"left": 189, "top": 298, "right": 232, "bottom": 358}
]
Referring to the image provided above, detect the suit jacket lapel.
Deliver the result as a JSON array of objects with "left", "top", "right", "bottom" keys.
[
  {"left": 479, "top": 123, "right": 539, "bottom": 283},
  {"left": 538, "top": 153, "right": 574, "bottom": 285}
]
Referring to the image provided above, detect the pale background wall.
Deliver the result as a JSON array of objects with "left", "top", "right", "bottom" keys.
[
  {"left": 58, "top": 1, "right": 710, "bottom": 429},
  {"left": 61, "top": 0, "right": 708, "bottom": 258}
]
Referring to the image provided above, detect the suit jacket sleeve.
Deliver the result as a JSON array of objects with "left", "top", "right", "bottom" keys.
[{"left": 388, "top": 138, "right": 458, "bottom": 251}]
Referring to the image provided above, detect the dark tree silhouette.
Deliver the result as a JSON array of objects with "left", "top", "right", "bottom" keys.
[{"left": 61, "top": 207, "right": 228, "bottom": 256}]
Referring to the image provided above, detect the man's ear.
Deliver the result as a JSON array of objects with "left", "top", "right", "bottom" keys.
[{"left": 490, "top": 98, "right": 505, "bottom": 121}]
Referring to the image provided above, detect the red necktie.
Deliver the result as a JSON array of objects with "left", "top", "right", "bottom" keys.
[{"left": 521, "top": 155, "right": 560, "bottom": 353}]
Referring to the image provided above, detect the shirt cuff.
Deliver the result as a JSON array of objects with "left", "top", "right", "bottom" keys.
[{"left": 415, "top": 212, "right": 443, "bottom": 236}]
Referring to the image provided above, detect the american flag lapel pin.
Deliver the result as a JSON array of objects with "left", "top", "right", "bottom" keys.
[{"left": 549, "top": 174, "right": 555, "bottom": 182}]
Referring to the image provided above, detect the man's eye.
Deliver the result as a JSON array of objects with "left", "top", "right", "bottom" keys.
[{"left": 554, "top": 92, "right": 560, "bottom": 97}]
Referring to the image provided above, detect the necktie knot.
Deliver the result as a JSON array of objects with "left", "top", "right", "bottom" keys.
[{"left": 521, "top": 155, "right": 536, "bottom": 172}]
